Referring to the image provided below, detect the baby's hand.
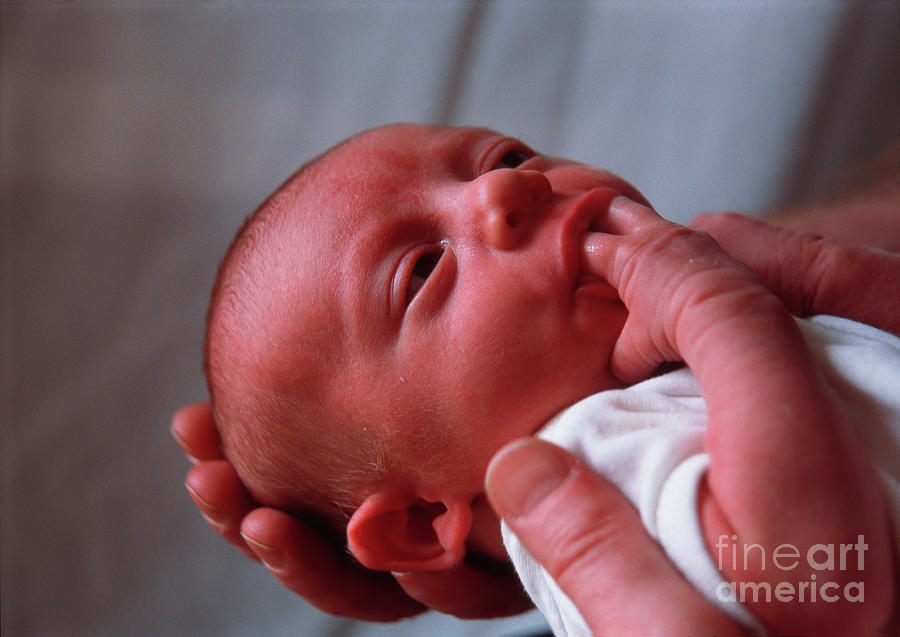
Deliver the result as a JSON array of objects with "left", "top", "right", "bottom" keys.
[{"left": 582, "top": 196, "right": 774, "bottom": 384}]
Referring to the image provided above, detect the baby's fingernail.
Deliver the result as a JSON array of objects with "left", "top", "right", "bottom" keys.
[
  {"left": 486, "top": 439, "right": 572, "bottom": 518},
  {"left": 241, "top": 534, "right": 286, "bottom": 572}
]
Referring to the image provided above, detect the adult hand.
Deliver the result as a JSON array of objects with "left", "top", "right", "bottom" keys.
[
  {"left": 691, "top": 212, "right": 900, "bottom": 336},
  {"left": 485, "top": 438, "right": 745, "bottom": 636},
  {"left": 171, "top": 403, "right": 530, "bottom": 620},
  {"left": 171, "top": 403, "right": 425, "bottom": 622}
]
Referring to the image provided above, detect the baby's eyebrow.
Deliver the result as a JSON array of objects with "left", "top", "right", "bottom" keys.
[
  {"left": 342, "top": 216, "right": 417, "bottom": 340},
  {"left": 437, "top": 127, "right": 502, "bottom": 175}
]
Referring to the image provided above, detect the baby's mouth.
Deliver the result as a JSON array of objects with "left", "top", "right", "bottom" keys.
[
  {"left": 563, "top": 187, "right": 621, "bottom": 299},
  {"left": 574, "top": 269, "right": 619, "bottom": 300}
]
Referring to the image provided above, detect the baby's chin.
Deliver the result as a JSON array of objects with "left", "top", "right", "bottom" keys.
[{"left": 466, "top": 493, "right": 509, "bottom": 563}]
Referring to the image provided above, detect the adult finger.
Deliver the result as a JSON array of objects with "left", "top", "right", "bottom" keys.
[
  {"left": 692, "top": 212, "right": 900, "bottom": 335},
  {"left": 605, "top": 195, "right": 665, "bottom": 234},
  {"left": 581, "top": 197, "right": 673, "bottom": 277},
  {"left": 240, "top": 508, "right": 426, "bottom": 622},
  {"left": 171, "top": 402, "right": 221, "bottom": 462},
  {"left": 392, "top": 560, "right": 532, "bottom": 619},
  {"left": 486, "top": 439, "right": 744, "bottom": 636},
  {"left": 239, "top": 506, "right": 529, "bottom": 621},
  {"left": 185, "top": 460, "right": 259, "bottom": 561}
]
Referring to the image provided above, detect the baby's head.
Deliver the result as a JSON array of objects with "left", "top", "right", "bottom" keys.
[{"left": 205, "top": 124, "right": 646, "bottom": 571}]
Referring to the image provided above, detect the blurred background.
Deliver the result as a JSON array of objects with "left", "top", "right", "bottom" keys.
[{"left": 3, "top": 1, "right": 898, "bottom": 635}]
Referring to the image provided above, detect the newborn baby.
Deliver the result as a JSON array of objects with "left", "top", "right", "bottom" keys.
[{"left": 204, "top": 124, "right": 897, "bottom": 635}]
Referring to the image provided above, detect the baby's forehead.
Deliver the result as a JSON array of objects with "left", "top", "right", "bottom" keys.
[
  {"left": 345, "top": 123, "right": 499, "bottom": 150},
  {"left": 278, "top": 122, "right": 511, "bottom": 271},
  {"left": 301, "top": 124, "right": 503, "bottom": 209},
  {"left": 265, "top": 122, "right": 510, "bottom": 312},
  {"left": 324, "top": 124, "right": 503, "bottom": 172}
]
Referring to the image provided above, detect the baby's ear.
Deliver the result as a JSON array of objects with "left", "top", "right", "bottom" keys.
[{"left": 347, "top": 489, "right": 472, "bottom": 572}]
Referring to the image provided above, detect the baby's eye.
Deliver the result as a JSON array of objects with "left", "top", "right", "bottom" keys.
[
  {"left": 406, "top": 247, "right": 444, "bottom": 304},
  {"left": 492, "top": 149, "right": 533, "bottom": 170}
]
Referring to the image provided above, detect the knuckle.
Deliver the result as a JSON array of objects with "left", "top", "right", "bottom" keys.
[
  {"left": 547, "top": 521, "right": 625, "bottom": 587},
  {"left": 534, "top": 474, "right": 645, "bottom": 586},
  {"left": 797, "top": 235, "right": 842, "bottom": 314}
]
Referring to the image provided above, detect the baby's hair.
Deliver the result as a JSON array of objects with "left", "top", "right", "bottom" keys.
[{"left": 203, "top": 134, "right": 388, "bottom": 531}]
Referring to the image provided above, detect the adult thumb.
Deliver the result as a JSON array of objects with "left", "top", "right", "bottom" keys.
[{"left": 485, "top": 439, "right": 744, "bottom": 636}]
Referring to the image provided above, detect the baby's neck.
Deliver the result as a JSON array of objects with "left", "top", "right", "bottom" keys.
[{"left": 466, "top": 493, "right": 508, "bottom": 562}]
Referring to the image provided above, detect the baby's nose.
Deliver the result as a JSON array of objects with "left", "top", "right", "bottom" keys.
[{"left": 472, "top": 169, "right": 551, "bottom": 250}]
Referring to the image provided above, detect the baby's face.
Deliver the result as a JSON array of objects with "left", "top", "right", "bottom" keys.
[{"left": 275, "top": 124, "right": 647, "bottom": 498}]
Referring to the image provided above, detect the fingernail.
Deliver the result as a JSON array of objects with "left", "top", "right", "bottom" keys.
[
  {"left": 170, "top": 427, "right": 200, "bottom": 464},
  {"left": 582, "top": 233, "right": 600, "bottom": 255},
  {"left": 185, "top": 482, "right": 226, "bottom": 525},
  {"left": 201, "top": 512, "right": 226, "bottom": 533},
  {"left": 241, "top": 533, "right": 286, "bottom": 572},
  {"left": 486, "top": 439, "right": 572, "bottom": 518}
]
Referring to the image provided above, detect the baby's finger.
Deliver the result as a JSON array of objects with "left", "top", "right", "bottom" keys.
[
  {"left": 186, "top": 460, "right": 259, "bottom": 560},
  {"left": 171, "top": 402, "right": 221, "bottom": 462},
  {"left": 240, "top": 508, "right": 426, "bottom": 622},
  {"left": 486, "top": 439, "right": 743, "bottom": 636}
]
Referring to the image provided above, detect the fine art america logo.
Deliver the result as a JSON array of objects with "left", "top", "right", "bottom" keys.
[{"left": 715, "top": 534, "right": 868, "bottom": 604}]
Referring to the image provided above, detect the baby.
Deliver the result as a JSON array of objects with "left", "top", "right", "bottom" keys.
[{"left": 204, "top": 124, "right": 898, "bottom": 635}]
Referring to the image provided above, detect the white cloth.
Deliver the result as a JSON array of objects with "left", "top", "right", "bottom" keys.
[{"left": 502, "top": 315, "right": 900, "bottom": 636}]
